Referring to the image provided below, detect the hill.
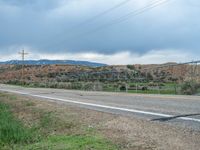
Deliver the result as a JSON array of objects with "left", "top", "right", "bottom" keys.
[
  {"left": 0, "top": 60, "right": 107, "bottom": 67},
  {"left": 0, "top": 63, "right": 199, "bottom": 95}
]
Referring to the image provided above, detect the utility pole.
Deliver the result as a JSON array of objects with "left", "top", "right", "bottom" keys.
[
  {"left": 198, "top": 63, "right": 200, "bottom": 83},
  {"left": 194, "top": 62, "right": 198, "bottom": 82},
  {"left": 19, "top": 49, "right": 28, "bottom": 85}
]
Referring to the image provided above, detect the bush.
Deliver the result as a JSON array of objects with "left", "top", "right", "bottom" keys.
[
  {"left": 120, "top": 85, "right": 126, "bottom": 91},
  {"left": 141, "top": 86, "right": 148, "bottom": 91},
  {"left": 127, "top": 65, "right": 135, "bottom": 70},
  {"left": 83, "top": 83, "right": 94, "bottom": 91},
  {"left": 180, "top": 81, "right": 200, "bottom": 95}
]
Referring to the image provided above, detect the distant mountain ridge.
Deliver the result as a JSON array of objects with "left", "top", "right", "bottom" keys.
[{"left": 0, "top": 60, "right": 107, "bottom": 67}]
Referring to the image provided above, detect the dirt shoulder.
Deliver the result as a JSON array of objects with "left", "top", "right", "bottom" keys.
[{"left": 1, "top": 92, "right": 200, "bottom": 150}]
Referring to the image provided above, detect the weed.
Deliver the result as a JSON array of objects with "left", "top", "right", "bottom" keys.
[
  {"left": 25, "top": 101, "right": 35, "bottom": 107},
  {"left": 9, "top": 95, "right": 17, "bottom": 100},
  {"left": 0, "top": 103, "right": 39, "bottom": 146}
]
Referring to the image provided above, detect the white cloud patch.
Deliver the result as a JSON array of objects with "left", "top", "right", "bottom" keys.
[
  {"left": 1, "top": 49, "right": 196, "bottom": 65},
  {"left": 36, "top": 50, "right": 198, "bottom": 65}
]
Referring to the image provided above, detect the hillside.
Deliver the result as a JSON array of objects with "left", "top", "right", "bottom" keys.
[
  {"left": 0, "top": 60, "right": 107, "bottom": 67},
  {"left": 0, "top": 63, "right": 199, "bottom": 94}
]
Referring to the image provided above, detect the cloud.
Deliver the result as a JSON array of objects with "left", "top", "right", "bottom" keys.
[
  {"left": 0, "top": 0, "right": 200, "bottom": 63},
  {"left": 0, "top": 49, "right": 196, "bottom": 65},
  {"left": 36, "top": 50, "right": 197, "bottom": 65}
]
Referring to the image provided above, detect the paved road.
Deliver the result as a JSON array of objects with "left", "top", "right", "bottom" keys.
[{"left": 0, "top": 84, "right": 200, "bottom": 130}]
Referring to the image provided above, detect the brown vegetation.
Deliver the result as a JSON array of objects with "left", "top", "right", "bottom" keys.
[{"left": 0, "top": 64, "right": 199, "bottom": 84}]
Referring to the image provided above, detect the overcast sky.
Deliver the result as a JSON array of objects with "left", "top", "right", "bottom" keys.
[{"left": 0, "top": 0, "right": 200, "bottom": 64}]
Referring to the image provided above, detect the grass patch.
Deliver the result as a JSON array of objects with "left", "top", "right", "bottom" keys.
[
  {"left": 0, "top": 102, "right": 38, "bottom": 147},
  {"left": 0, "top": 93, "right": 118, "bottom": 150},
  {"left": 128, "top": 89, "right": 176, "bottom": 95},
  {"left": 22, "top": 135, "right": 117, "bottom": 150},
  {"left": 25, "top": 101, "right": 35, "bottom": 107}
]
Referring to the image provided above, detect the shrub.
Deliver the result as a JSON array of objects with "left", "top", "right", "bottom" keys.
[
  {"left": 180, "top": 81, "right": 200, "bottom": 95},
  {"left": 120, "top": 85, "right": 126, "bottom": 91},
  {"left": 127, "top": 65, "right": 135, "bottom": 70},
  {"left": 83, "top": 82, "right": 93, "bottom": 91}
]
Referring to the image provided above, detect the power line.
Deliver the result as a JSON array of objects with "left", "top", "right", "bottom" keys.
[
  {"left": 41, "top": 0, "right": 133, "bottom": 48},
  {"left": 100, "top": 0, "right": 170, "bottom": 28},
  {"left": 78, "top": 0, "right": 170, "bottom": 38},
  {"left": 49, "top": 0, "right": 170, "bottom": 48},
  {"left": 74, "top": 0, "right": 133, "bottom": 28}
]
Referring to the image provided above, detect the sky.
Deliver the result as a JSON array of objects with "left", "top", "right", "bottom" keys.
[{"left": 0, "top": 0, "right": 200, "bottom": 64}]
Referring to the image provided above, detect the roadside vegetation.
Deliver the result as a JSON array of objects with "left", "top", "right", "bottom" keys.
[
  {"left": 6, "top": 80, "right": 200, "bottom": 95},
  {"left": 0, "top": 93, "right": 118, "bottom": 150},
  {"left": 0, "top": 102, "right": 37, "bottom": 147},
  {"left": 1, "top": 64, "right": 200, "bottom": 95},
  {"left": 180, "top": 81, "right": 200, "bottom": 95}
]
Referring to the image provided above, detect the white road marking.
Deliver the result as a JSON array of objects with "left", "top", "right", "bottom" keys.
[{"left": 1, "top": 89, "right": 200, "bottom": 123}]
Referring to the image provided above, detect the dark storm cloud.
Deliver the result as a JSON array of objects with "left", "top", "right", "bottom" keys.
[{"left": 0, "top": 0, "right": 200, "bottom": 56}]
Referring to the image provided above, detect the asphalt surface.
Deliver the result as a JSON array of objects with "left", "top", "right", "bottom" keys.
[{"left": 0, "top": 84, "right": 200, "bottom": 131}]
